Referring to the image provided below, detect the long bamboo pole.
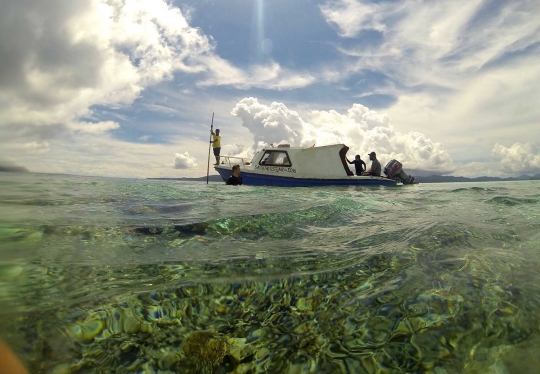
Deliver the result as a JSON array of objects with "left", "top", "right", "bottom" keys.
[{"left": 206, "top": 112, "right": 214, "bottom": 184}]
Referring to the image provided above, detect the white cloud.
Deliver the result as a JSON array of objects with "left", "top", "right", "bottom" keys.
[
  {"left": 320, "top": 0, "right": 539, "bottom": 82},
  {"left": 0, "top": 0, "right": 210, "bottom": 145},
  {"left": 24, "top": 141, "right": 51, "bottom": 155},
  {"left": 231, "top": 98, "right": 454, "bottom": 173},
  {"left": 138, "top": 135, "right": 152, "bottom": 141},
  {"left": 1, "top": 130, "right": 209, "bottom": 178},
  {"left": 231, "top": 98, "right": 306, "bottom": 147},
  {"left": 172, "top": 152, "right": 197, "bottom": 169},
  {"left": 71, "top": 121, "right": 120, "bottom": 134},
  {"left": 456, "top": 161, "right": 506, "bottom": 178},
  {"left": 222, "top": 143, "right": 254, "bottom": 160},
  {"left": 493, "top": 142, "right": 540, "bottom": 174},
  {"left": 0, "top": 0, "right": 314, "bottom": 153},
  {"left": 319, "top": 0, "right": 387, "bottom": 37},
  {"left": 319, "top": 0, "right": 540, "bottom": 160},
  {"left": 143, "top": 104, "right": 179, "bottom": 116},
  {"left": 197, "top": 59, "right": 315, "bottom": 90}
]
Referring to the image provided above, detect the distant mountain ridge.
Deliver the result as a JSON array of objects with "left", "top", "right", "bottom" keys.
[{"left": 414, "top": 174, "right": 538, "bottom": 183}]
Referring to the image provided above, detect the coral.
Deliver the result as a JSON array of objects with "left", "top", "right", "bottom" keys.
[{"left": 182, "top": 330, "right": 231, "bottom": 370}]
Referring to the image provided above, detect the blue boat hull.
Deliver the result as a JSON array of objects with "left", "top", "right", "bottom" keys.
[{"left": 215, "top": 168, "right": 396, "bottom": 187}]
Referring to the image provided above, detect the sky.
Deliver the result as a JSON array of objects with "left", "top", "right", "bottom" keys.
[{"left": 0, "top": 0, "right": 539, "bottom": 178}]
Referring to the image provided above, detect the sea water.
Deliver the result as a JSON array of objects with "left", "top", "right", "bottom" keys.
[{"left": 0, "top": 172, "right": 539, "bottom": 373}]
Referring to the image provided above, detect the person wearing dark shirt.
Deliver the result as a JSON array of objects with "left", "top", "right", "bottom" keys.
[
  {"left": 363, "top": 151, "right": 382, "bottom": 176},
  {"left": 226, "top": 165, "right": 243, "bottom": 185},
  {"left": 347, "top": 154, "right": 367, "bottom": 176}
]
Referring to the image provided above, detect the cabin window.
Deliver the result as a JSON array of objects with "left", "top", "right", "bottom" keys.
[{"left": 259, "top": 151, "right": 292, "bottom": 166}]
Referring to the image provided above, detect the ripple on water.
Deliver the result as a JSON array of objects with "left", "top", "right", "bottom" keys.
[
  {"left": 486, "top": 196, "right": 539, "bottom": 206},
  {"left": 450, "top": 186, "right": 510, "bottom": 193}
]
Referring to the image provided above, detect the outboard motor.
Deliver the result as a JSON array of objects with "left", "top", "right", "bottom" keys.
[{"left": 384, "top": 159, "right": 416, "bottom": 184}]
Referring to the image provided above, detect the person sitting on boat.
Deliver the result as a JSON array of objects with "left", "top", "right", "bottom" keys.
[
  {"left": 346, "top": 155, "right": 366, "bottom": 176},
  {"left": 210, "top": 128, "right": 221, "bottom": 165},
  {"left": 226, "top": 165, "right": 243, "bottom": 185},
  {"left": 363, "top": 151, "right": 381, "bottom": 176}
]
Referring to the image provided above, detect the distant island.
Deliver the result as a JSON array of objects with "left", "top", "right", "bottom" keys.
[
  {"left": 148, "top": 174, "right": 540, "bottom": 183},
  {"left": 0, "top": 159, "right": 29, "bottom": 173},
  {"left": 0, "top": 166, "right": 29, "bottom": 173}
]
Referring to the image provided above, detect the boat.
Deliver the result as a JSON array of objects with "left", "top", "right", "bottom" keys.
[{"left": 214, "top": 144, "right": 416, "bottom": 187}]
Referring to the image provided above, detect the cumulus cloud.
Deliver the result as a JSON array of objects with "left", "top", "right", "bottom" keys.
[
  {"left": 172, "top": 152, "right": 197, "bottom": 169},
  {"left": 231, "top": 98, "right": 454, "bottom": 172},
  {"left": 231, "top": 98, "right": 306, "bottom": 147},
  {"left": 493, "top": 142, "right": 540, "bottom": 174},
  {"left": 0, "top": 0, "right": 210, "bottom": 146},
  {"left": 221, "top": 143, "right": 254, "bottom": 160},
  {"left": 0, "top": 0, "right": 314, "bottom": 152}
]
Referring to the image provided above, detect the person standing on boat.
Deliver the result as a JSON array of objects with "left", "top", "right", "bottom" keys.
[
  {"left": 210, "top": 128, "right": 221, "bottom": 165},
  {"left": 226, "top": 165, "right": 243, "bottom": 185},
  {"left": 363, "top": 151, "right": 382, "bottom": 176},
  {"left": 347, "top": 155, "right": 367, "bottom": 176}
]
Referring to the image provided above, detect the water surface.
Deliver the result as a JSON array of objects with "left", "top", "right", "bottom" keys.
[{"left": 1, "top": 173, "right": 539, "bottom": 373}]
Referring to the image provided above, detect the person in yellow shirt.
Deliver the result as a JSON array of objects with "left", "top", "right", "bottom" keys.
[{"left": 210, "top": 128, "right": 221, "bottom": 165}]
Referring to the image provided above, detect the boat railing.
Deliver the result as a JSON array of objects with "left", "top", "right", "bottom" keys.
[{"left": 220, "top": 156, "right": 252, "bottom": 167}]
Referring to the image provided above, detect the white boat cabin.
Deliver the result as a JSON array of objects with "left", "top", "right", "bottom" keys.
[{"left": 221, "top": 144, "right": 364, "bottom": 179}]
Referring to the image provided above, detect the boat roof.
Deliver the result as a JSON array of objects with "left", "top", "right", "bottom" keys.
[
  {"left": 264, "top": 144, "right": 345, "bottom": 149},
  {"left": 260, "top": 144, "right": 347, "bottom": 153}
]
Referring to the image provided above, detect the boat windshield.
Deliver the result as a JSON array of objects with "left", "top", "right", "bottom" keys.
[{"left": 259, "top": 150, "right": 292, "bottom": 166}]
